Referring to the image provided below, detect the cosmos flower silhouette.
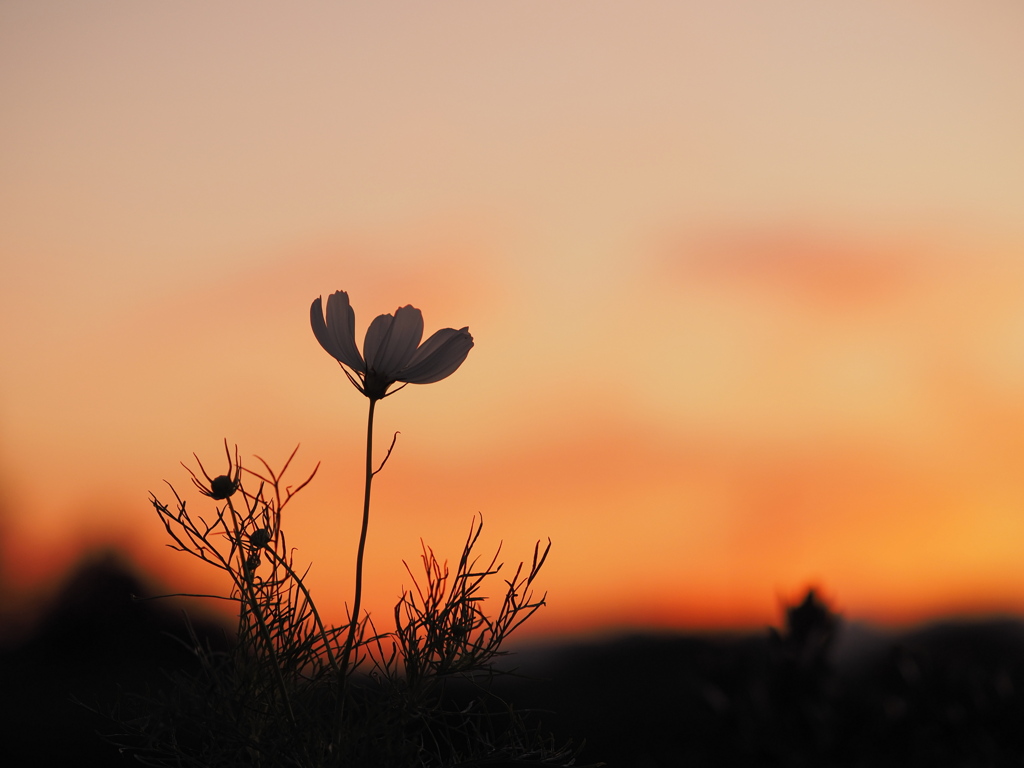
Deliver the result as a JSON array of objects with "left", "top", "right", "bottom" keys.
[{"left": 311, "top": 290, "right": 474, "bottom": 400}]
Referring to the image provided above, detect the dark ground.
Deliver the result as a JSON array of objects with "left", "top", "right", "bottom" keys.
[{"left": 5, "top": 551, "right": 1024, "bottom": 767}]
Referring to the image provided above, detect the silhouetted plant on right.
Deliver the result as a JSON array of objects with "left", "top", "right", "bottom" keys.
[{"left": 762, "top": 588, "right": 840, "bottom": 762}]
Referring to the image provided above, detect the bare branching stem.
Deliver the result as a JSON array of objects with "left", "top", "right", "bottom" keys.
[
  {"left": 261, "top": 546, "right": 340, "bottom": 677},
  {"left": 135, "top": 439, "right": 579, "bottom": 767}
]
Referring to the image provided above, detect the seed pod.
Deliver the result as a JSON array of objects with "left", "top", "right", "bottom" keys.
[{"left": 209, "top": 474, "right": 239, "bottom": 500}]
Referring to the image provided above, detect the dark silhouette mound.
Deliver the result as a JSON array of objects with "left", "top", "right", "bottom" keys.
[
  {"left": 494, "top": 591, "right": 1024, "bottom": 767},
  {"left": 0, "top": 550, "right": 228, "bottom": 765},
  {"left": 6, "top": 559, "right": 1024, "bottom": 766}
]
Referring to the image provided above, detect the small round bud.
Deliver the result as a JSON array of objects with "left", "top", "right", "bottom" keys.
[{"left": 209, "top": 475, "right": 238, "bottom": 500}]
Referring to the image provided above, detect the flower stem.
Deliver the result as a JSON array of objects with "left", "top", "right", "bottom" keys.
[
  {"left": 263, "top": 546, "right": 340, "bottom": 677},
  {"left": 226, "top": 497, "right": 296, "bottom": 726},
  {"left": 340, "top": 396, "right": 377, "bottom": 682}
]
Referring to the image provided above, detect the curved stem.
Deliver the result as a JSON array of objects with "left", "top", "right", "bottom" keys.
[
  {"left": 243, "top": 566, "right": 297, "bottom": 725},
  {"left": 340, "top": 396, "right": 377, "bottom": 682},
  {"left": 263, "top": 547, "right": 340, "bottom": 677},
  {"left": 226, "top": 497, "right": 296, "bottom": 726}
]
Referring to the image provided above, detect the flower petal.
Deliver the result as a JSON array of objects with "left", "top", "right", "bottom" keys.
[
  {"left": 362, "top": 313, "right": 393, "bottom": 371},
  {"left": 399, "top": 326, "right": 474, "bottom": 384},
  {"left": 311, "top": 292, "right": 365, "bottom": 372},
  {"left": 364, "top": 305, "right": 423, "bottom": 377}
]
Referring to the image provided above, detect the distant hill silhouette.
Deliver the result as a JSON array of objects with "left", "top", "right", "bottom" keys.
[
  {"left": 5, "top": 557, "right": 1024, "bottom": 766},
  {"left": 492, "top": 594, "right": 1024, "bottom": 767},
  {"left": 0, "top": 549, "right": 229, "bottom": 766}
]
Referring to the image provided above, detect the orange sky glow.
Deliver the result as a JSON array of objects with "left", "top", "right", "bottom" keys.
[{"left": 3, "top": 1, "right": 1024, "bottom": 641}]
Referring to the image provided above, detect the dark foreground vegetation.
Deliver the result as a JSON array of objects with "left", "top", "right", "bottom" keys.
[{"left": 5, "top": 551, "right": 1024, "bottom": 767}]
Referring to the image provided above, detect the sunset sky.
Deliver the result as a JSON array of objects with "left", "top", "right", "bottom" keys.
[{"left": 3, "top": 0, "right": 1024, "bottom": 640}]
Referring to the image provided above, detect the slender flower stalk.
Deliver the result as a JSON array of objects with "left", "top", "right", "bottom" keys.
[
  {"left": 311, "top": 290, "right": 474, "bottom": 683},
  {"left": 338, "top": 396, "right": 375, "bottom": 680}
]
